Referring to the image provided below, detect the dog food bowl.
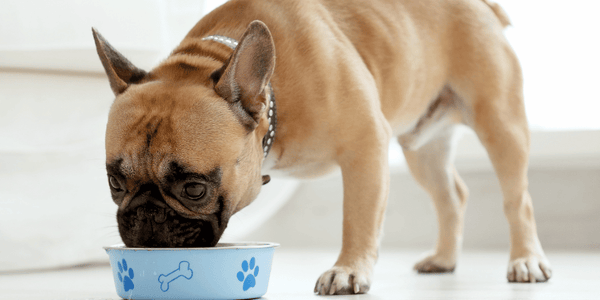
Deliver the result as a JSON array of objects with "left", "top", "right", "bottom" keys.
[{"left": 104, "top": 242, "right": 278, "bottom": 299}]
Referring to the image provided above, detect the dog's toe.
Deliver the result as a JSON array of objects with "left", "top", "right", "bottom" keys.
[
  {"left": 314, "top": 266, "right": 370, "bottom": 295},
  {"left": 507, "top": 256, "right": 551, "bottom": 283}
]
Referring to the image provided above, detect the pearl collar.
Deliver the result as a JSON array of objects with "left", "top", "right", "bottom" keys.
[{"left": 202, "top": 35, "right": 277, "bottom": 159}]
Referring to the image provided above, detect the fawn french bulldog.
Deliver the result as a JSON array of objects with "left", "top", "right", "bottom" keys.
[{"left": 95, "top": 0, "right": 551, "bottom": 295}]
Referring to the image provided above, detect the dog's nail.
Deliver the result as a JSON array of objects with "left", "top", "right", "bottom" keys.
[
  {"left": 354, "top": 283, "right": 360, "bottom": 294},
  {"left": 329, "top": 283, "right": 336, "bottom": 295},
  {"left": 262, "top": 175, "right": 271, "bottom": 185}
]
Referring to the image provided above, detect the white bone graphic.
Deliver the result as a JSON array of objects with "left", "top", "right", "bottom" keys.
[{"left": 158, "top": 261, "right": 193, "bottom": 292}]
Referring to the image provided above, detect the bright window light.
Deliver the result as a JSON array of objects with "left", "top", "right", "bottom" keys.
[{"left": 498, "top": 0, "right": 599, "bottom": 131}]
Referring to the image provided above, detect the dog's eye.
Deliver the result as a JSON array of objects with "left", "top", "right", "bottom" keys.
[
  {"left": 182, "top": 183, "right": 206, "bottom": 200},
  {"left": 109, "top": 176, "right": 122, "bottom": 191}
]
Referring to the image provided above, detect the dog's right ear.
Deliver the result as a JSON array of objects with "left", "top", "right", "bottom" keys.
[
  {"left": 92, "top": 28, "right": 147, "bottom": 95},
  {"left": 213, "top": 21, "right": 276, "bottom": 128}
]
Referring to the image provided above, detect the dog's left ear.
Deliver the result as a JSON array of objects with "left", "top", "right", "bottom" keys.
[{"left": 213, "top": 21, "right": 276, "bottom": 128}]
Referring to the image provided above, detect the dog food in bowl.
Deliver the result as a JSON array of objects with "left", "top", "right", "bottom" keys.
[{"left": 104, "top": 242, "right": 278, "bottom": 299}]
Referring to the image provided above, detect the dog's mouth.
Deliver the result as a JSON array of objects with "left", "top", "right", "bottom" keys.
[{"left": 117, "top": 203, "right": 222, "bottom": 248}]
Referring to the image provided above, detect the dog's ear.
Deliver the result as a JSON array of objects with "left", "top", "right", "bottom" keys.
[
  {"left": 213, "top": 21, "right": 276, "bottom": 128},
  {"left": 92, "top": 28, "right": 147, "bottom": 96}
]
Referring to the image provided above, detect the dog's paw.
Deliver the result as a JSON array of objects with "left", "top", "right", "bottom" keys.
[
  {"left": 507, "top": 255, "right": 552, "bottom": 283},
  {"left": 414, "top": 252, "right": 456, "bottom": 273},
  {"left": 314, "top": 266, "right": 370, "bottom": 295}
]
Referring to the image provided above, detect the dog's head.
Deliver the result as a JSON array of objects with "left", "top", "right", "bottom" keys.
[{"left": 94, "top": 21, "right": 276, "bottom": 247}]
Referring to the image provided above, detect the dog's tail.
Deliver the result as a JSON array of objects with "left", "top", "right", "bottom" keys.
[{"left": 482, "top": 0, "right": 511, "bottom": 28}]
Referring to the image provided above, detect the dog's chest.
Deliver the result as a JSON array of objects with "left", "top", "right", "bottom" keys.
[{"left": 262, "top": 153, "right": 341, "bottom": 180}]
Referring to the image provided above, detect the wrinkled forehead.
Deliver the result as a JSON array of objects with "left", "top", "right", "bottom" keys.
[{"left": 105, "top": 82, "right": 245, "bottom": 179}]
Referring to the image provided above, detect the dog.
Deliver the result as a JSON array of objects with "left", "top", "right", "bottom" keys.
[{"left": 94, "top": 0, "right": 552, "bottom": 295}]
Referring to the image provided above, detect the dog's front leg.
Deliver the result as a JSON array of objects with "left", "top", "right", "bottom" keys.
[{"left": 314, "top": 120, "right": 391, "bottom": 295}]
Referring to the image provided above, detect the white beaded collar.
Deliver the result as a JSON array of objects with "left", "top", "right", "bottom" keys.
[{"left": 202, "top": 35, "right": 277, "bottom": 159}]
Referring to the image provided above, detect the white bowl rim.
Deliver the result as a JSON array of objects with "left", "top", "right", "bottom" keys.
[{"left": 104, "top": 241, "right": 280, "bottom": 251}]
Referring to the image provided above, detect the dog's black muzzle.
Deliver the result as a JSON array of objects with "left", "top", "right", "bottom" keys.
[{"left": 116, "top": 184, "right": 221, "bottom": 248}]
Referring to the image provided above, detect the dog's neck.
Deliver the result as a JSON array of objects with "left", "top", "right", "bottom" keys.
[{"left": 201, "top": 35, "right": 277, "bottom": 159}]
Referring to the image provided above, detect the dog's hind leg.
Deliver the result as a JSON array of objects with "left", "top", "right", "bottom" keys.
[
  {"left": 466, "top": 92, "right": 552, "bottom": 282},
  {"left": 399, "top": 87, "right": 469, "bottom": 273},
  {"left": 448, "top": 32, "right": 552, "bottom": 282}
]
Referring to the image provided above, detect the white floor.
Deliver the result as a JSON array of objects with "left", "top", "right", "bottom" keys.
[{"left": 2, "top": 249, "right": 599, "bottom": 300}]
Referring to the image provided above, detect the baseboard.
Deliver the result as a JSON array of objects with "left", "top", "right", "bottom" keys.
[{"left": 390, "top": 129, "right": 600, "bottom": 174}]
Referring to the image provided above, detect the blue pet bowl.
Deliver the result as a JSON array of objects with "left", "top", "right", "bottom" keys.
[{"left": 104, "top": 242, "right": 278, "bottom": 299}]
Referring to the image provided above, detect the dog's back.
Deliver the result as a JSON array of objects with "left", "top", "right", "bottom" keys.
[{"left": 182, "top": 0, "right": 511, "bottom": 134}]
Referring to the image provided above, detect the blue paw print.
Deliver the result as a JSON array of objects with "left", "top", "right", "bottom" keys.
[
  {"left": 237, "top": 257, "right": 259, "bottom": 291},
  {"left": 117, "top": 259, "right": 135, "bottom": 292}
]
